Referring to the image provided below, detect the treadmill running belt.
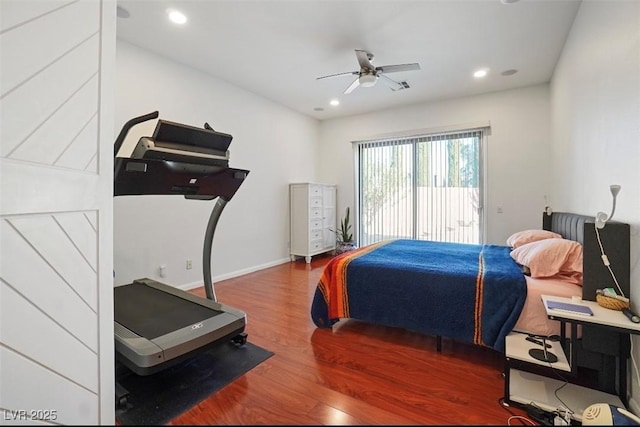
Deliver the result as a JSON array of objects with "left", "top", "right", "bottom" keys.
[{"left": 115, "top": 283, "right": 223, "bottom": 340}]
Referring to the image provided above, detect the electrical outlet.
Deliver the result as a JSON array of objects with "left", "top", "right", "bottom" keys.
[
  {"left": 160, "top": 264, "right": 167, "bottom": 278},
  {"left": 186, "top": 259, "right": 192, "bottom": 270}
]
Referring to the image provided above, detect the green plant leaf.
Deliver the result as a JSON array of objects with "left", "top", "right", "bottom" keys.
[{"left": 335, "top": 206, "right": 353, "bottom": 243}]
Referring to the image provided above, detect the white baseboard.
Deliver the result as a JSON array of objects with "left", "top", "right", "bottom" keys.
[{"left": 178, "top": 257, "right": 292, "bottom": 291}]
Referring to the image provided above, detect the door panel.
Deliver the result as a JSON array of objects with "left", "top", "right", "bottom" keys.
[{"left": 0, "top": 0, "right": 115, "bottom": 423}]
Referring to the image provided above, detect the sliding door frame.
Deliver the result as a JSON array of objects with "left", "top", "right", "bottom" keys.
[{"left": 353, "top": 126, "right": 489, "bottom": 246}]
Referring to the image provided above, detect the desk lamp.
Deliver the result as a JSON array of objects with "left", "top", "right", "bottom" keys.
[
  {"left": 596, "top": 185, "right": 621, "bottom": 229},
  {"left": 593, "top": 185, "right": 627, "bottom": 299}
]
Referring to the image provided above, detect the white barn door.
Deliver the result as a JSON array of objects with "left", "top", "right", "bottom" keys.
[{"left": 0, "top": 0, "right": 115, "bottom": 424}]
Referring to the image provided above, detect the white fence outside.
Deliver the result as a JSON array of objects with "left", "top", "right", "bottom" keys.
[{"left": 360, "top": 187, "right": 480, "bottom": 246}]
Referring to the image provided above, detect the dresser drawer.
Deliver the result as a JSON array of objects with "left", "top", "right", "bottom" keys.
[
  {"left": 309, "top": 240, "right": 323, "bottom": 252},
  {"left": 310, "top": 208, "right": 322, "bottom": 220},
  {"left": 309, "top": 185, "right": 322, "bottom": 197},
  {"left": 309, "top": 229, "right": 322, "bottom": 241},
  {"left": 310, "top": 197, "right": 322, "bottom": 208},
  {"left": 310, "top": 219, "right": 322, "bottom": 230}
]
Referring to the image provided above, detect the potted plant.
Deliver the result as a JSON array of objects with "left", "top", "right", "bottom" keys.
[{"left": 333, "top": 207, "right": 356, "bottom": 255}]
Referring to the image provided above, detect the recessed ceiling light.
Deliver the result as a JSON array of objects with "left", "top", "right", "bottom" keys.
[
  {"left": 167, "top": 9, "right": 187, "bottom": 25},
  {"left": 473, "top": 69, "right": 488, "bottom": 78},
  {"left": 501, "top": 0, "right": 520, "bottom": 4},
  {"left": 314, "top": 107, "right": 324, "bottom": 112},
  {"left": 330, "top": 99, "right": 340, "bottom": 106},
  {"left": 501, "top": 69, "right": 519, "bottom": 76}
]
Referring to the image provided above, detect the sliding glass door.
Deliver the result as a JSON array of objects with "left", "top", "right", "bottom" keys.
[{"left": 356, "top": 130, "right": 483, "bottom": 246}]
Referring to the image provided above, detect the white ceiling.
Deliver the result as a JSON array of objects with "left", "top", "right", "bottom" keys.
[{"left": 115, "top": 0, "right": 582, "bottom": 121}]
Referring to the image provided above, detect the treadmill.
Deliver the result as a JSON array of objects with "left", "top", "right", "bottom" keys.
[{"left": 113, "top": 112, "right": 250, "bottom": 382}]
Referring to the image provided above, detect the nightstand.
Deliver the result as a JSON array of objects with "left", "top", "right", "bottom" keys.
[{"left": 503, "top": 294, "right": 640, "bottom": 422}]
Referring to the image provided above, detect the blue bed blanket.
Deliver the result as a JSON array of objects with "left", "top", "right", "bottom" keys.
[{"left": 311, "top": 239, "right": 526, "bottom": 352}]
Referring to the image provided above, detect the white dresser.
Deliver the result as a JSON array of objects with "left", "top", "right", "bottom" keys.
[{"left": 289, "top": 183, "right": 337, "bottom": 263}]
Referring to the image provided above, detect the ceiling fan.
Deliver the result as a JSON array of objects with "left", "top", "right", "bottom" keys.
[{"left": 316, "top": 49, "right": 421, "bottom": 94}]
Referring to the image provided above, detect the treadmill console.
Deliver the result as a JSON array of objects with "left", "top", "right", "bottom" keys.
[
  {"left": 114, "top": 112, "right": 249, "bottom": 200},
  {"left": 131, "top": 119, "right": 231, "bottom": 167}
]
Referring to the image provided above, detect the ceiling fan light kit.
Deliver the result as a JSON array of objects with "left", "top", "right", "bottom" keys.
[
  {"left": 359, "top": 74, "right": 377, "bottom": 87},
  {"left": 317, "top": 49, "right": 420, "bottom": 94}
]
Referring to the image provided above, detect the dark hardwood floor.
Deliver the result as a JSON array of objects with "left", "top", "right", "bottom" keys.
[{"left": 173, "top": 253, "right": 530, "bottom": 425}]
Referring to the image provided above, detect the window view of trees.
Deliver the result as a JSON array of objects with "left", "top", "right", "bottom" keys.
[{"left": 358, "top": 131, "right": 482, "bottom": 246}]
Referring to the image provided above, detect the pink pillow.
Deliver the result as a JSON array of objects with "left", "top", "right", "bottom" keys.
[
  {"left": 510, "top": 238, "right": 583, "bottom": 283},
  {"left": 506, "top": 229, "right": 562, "bottom": 249}
]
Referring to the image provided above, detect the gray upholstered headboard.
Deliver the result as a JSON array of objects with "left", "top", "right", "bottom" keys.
[
  {"left": 543, "top": 211, "right": 631, "bottom": 360},
  {"left": 543, "top": 211, "right": 630, "bottom": 300},
  {"left": 542, "top": 211, "right": 590, "bottom": 244}
]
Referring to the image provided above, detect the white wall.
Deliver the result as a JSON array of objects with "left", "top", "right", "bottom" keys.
[
  {"left": 114, "top": 41, "right": 320, "bottom": 288},
  {"left": 549, "top": 0, "right": 640, "bottom": 412},
  {"left": 318, "top": 84, "right": 552, "bottom": 245}
]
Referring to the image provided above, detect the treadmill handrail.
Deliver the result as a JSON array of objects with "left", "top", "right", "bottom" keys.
[
  {"left": 114, "top": 111, "right": 159, "bottom": 157},
  {"left": 114, "top": 111, "right": 159, "bottom": 183},
  {"left": 203, "top": 198, "right": 228, "bottom": 301}
]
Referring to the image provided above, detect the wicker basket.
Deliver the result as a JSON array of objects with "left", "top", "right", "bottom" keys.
[{"left": 596, "top": 294, "right": 629, "bottom": 311}]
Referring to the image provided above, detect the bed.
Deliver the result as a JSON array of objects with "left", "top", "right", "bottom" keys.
[
  {"left": 310, "top": 211, "right": 630, "bottom": 360},
  {"left": 311, "top": 239, "right": 526, "bottom": 352}
]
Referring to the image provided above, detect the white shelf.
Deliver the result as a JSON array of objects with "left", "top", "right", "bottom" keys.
[
  {"left": 509, "top": 369, "right": 623, "bottom": 422},
  {"left": 505, "top": 295, "right": 639, "bottom": 418},
  {"left": 505, "top": 332, "right": 570, "bottom": 372},
  {"left": 541, "top": 294, "right": 640, "bottom": 333}
]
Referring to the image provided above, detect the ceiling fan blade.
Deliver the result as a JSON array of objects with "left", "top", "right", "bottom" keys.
[
  {"left": 355, "top": 49, "right": 374, "bottom": 71},
  {"left": 317, "top": 70, "right": 359, "bottom": 80},
  {"left": 344, "top": 77, "right": 360, "bottom": 94},
  {"left": 379, "top": 74, "right": 405, "bottom": 91},
  {"left": 375, "top": 63, "right": 421, "bottom": 74}
]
